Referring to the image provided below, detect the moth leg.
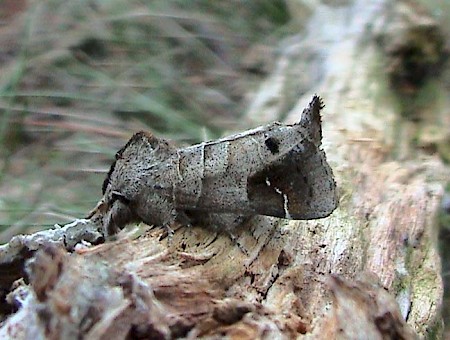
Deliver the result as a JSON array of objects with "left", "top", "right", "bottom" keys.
[
  {"left": 224, "top": 229, "right": 249, "bottom": 256},
  {"left": 186, "top": 211, "right": 250, "bottom": 254},
  {"left": 163, "top": 209, "right": 196, "bottom": 243},
  {"left": 223, "top": 215, "right": 252, "bottom": 255},
  {"left": 158, "top": 224, "right": 175, "bottom": 243},
  {"left": 136, "top": 201, "right": 179, "bottom": 246},
  {"left": 175, "top": 210, "right": 192, "bottom": 228}
]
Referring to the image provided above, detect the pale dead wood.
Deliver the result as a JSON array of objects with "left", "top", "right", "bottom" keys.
[{"left": 0, "top": 0, "right": 449, "bottom": 339}]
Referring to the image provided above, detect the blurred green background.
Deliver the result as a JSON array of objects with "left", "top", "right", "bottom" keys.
[{"left": 0, "top": 0, "right": 291, "bottom": 241}]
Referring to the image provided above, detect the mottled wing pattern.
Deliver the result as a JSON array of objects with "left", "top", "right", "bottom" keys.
[{"left": 97, "top": 96, "right": 338, "bottom": 236}]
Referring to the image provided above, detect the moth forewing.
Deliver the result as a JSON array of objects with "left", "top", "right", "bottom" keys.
[{"left": 172, "top": 123, "right": 306, "bottom": 211}]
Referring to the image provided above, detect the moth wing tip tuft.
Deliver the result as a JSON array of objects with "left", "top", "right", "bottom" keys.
[{"left": 300, "top": 95, "right": 325, "bottom": 143}]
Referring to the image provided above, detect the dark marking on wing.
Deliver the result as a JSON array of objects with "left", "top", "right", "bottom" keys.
[{"left": 265, "top": 137, "right": 280, "bottom": 154}]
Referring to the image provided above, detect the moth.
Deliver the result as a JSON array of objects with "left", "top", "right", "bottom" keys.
[{"left": 92, "top": 95, "right": 338, "bottom": 236}]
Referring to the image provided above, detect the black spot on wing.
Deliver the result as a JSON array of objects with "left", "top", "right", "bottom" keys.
[{"left": 265, "top": 137, "right": 280, "bottom": 154}]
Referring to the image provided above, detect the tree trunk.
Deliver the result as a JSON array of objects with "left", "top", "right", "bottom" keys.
[{"left": 0, "top": 0, "right": 448, "bottom": 339}]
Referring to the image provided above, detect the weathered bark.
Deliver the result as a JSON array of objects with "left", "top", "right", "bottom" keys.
[{"left": 0, "top": 0, "right": 448, "bottom": 339}]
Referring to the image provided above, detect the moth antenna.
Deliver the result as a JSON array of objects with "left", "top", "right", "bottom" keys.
[{"left": 300, "top": 95, "right": 324, "bottom": 144}]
